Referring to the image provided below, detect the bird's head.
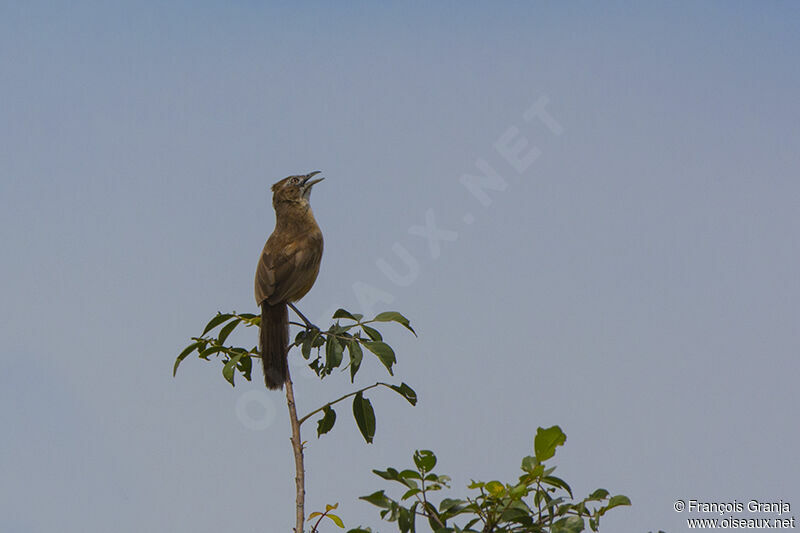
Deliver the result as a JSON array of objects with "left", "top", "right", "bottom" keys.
[{"left": 271, "top": 171, "right": 324, "bottom": 206}]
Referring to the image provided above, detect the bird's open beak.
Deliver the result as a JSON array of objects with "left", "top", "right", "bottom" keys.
[
  {"left": 302, "top": 171, "right": 324, "bottom": 188},
  {"left": 301, "top": 171, "right": 324, "bottom": 199}
]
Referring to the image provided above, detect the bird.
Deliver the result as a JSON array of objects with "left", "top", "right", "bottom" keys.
[{"left": 255, "top": 171, "right": 324, "bottom": 389}]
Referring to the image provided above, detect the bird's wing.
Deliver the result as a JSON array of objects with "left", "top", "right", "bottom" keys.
[{"left": 255, "top": 236, "right": 322, "bottom": 304}]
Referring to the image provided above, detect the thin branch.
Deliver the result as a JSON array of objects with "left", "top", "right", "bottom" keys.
[
  {"left": 297, "top": 382, "right": 390, "bottom": 426},
  {"left": 468, "top": 494, "right": 489, "bottom": 524},
  {"left": 416, "top": 477, "right": 447, "bottom": 530},
  {"left": 536, "top": 480, "right": 543, "bottom": 524},
  {"left": 310, "top": 509, "right": 327, "bottom": 533},
  {"left": 288, "top": 302, "right": 316, "bottom": 329},
  {"left": 285, "top": 367, "right": 305, "bottom": 533}
]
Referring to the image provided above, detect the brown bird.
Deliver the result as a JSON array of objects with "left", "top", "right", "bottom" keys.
[{"left": 255, "top": 172, "right": 324, "bottom": 389}]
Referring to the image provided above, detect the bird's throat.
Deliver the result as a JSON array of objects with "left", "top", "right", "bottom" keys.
[{"left": 273, "top": 201, "right": 319, "bottom": 235}]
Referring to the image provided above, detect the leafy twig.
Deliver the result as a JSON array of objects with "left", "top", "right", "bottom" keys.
[{"left": 298, "top": 382, "right": 390, "bottom": 426}]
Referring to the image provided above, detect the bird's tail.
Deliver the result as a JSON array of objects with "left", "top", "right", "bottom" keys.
[{"left": 260, "top": 301, "right": 288, "bottom": 390}]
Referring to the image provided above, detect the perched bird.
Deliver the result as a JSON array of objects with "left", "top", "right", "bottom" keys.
[{"left": 255, "top": 172, "right": 324, "bottom": 389}]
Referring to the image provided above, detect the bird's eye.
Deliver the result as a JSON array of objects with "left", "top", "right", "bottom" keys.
[{"left": 291, "top": 177, "right": 300, "bottom": 185}]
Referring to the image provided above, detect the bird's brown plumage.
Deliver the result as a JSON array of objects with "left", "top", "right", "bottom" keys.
[{"left": 255, "top": 173, "right": 324, "bottom": 389}]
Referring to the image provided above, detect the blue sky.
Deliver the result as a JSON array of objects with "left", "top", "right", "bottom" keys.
[{"left": 2, "top": 2, "right": 799, "bottom": 532}]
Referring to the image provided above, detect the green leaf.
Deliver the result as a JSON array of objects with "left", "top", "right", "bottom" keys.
[
  {"left": 373, "top": 468, "right": 401, "bottom": 481},
  {"left": 398, "top": 506, "right": 414, "bottom": 533},
  {"left": 222, "top": 352, "right": 246, "bottom": 386},
  {"left": 360, "top": 490, "right": 391, "bottom": 509},
  {"left": 588, "top": 488, "right": 609, "bottom": 500},
  {"left": 534, "top": 425, "right": 566, "bottom": 462},
  {"left": 508, "top": 483, "right": 529, "bottom": 499},
  {"left": 501, "top": 506, "right": 533, "bottom": 524},
  {"left": 352, "top": 392, "right": 376, "bottom": 443},
  {"left": 361, "top": 325, "right": 382, "bottom": 341},
  {"left": 373, "top": 311, "right": 416, "bottom": 336},
  {"left": 327, "top": 513, "right": 345, "bottom": 528},
  {"left": 216, "top": 318, "right": 242, "bottom": 345},
  {"left": 413, "top": 450, "right": 436, "bottom": 473},
  {"left": 317, "top": 405, "right": 336, "bottom": 437},
  {"left": 552, "top": 515, "right": 585, "bottom": 533},
  {"left": 485, "top": 480, "right": 505, "bottom": 497},
  {"left": 401, "top": 488, "right": 422, "bottom": 500},
  {"left": 399, "top": 469, "right": 421, "bottom": 480},
  {"left": 301, "top": 330, "right": 318, "bottom": 360},
  {"left": 236, "top": 352, "right": 252, "bottom": 381},
  {"left": 521, "top": 455, "right": 539, "bottom": 472},
  {"left": 348, "top": 340, "right": 363, "bottom": 382},
  {"left": 326, "top": 336, "right": 344, "bottom": 370},
  {"left": 363, "top": 341, "right": 395, "bottom": 375},
  {"left": 606, "top": 495, "right": 631, "bottom": 510},
  {"left": 333, "top": 308, "right": 363, "bottom": 321},
  {"left": 543, "top": 475, "right": 573, "bottom": 498},
  {"left": 312, "top": 333, "right": 326, "bottom": 348},
  {"left": 389, "top": 382, "right": 418, "bottom": 406},
  {"left": 439, "top": 498, "right": 466, "bottom": 513},
  {"left": 198, "top": 345, "right": 228, "bottom": 360},
  {"left": 173, "top": 341, "right": 201, "bottom": 376},
  {"left": 464, "top": 517, "right": 482, "bottom": 530},
  {"left": 202, "top": 313, "right": 233, "bottom": 335}
]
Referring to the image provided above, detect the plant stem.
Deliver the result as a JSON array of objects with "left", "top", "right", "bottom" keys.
[
  {"left": 289, "top": 302, "right": 316, "bottom": 329},
  {"left": 416, "top": 477, "right": 446, "bottom": 530},
  {"left": 297, "top": 382, "right": 387, "bottom": 426},
  {"left": 285, "top": 367, "right": 305, "bottom": 533}
]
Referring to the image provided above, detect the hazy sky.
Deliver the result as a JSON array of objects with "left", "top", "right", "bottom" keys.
[{"left": 2, "top": 2, "right": 799, "bottom": 532}]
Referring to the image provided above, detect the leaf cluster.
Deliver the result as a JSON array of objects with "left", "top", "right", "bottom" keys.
[
  {"left": 309, "top": 503, "right": 345, "bottom": 531},
  {"left": 350, "top": 426, "right": 630, "bottom": 533},
  {"left": 299, "top": 309, "right": 416, "bottom": 381},
  {"left": 174, "top": 308, "right": 418, "bottom": 443},
  {"left": 173, "top": 311, "right": 260, "bottom": 386},
  {"left": 174, "top": 309, "right": 415, "bottom": 387}
]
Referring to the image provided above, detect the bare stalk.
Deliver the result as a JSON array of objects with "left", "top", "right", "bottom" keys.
[{"left": 285, "top": 367, "right": 305, "bottom": 533}]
